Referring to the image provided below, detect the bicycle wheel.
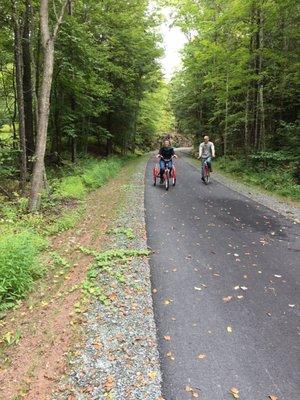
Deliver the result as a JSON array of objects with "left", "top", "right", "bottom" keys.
[
  {"left": 165, "top": 170, "right": 170, "bottom": 191},
  {"left": 204, "top": 164, "right": 210, "bottom": 184},
  {"left": 172, "top": 167, "right": 176, "bottom": 186}
]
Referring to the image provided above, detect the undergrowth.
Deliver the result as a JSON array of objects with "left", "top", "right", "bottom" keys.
[
  {"left": 215, "top": 156, "right": 300, "bottom": 201},
  {"left": 0, "top": 155, "right": 130, "bottom": 311},
  {"left": 0, "top": 231, "right": 47, "bottom": 310},
  {"left": 77, "top": 247, "right": 150, "bottom": 308}
]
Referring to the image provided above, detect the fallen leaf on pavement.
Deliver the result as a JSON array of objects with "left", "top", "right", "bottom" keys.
[
  {"left": 164, "top": 335, "right": 171, "bottom": 341},
  {"left": 197, "top": 353, "right": 206, "bottom": 359},
  {"left": 186, "top": 385, "right": 199, "bottom": 398},
  {"left": 223, "top": 296, "right": 233, "bottom": 303},
  {"left": 230, "top": 387, "right": 239, "bottom": 398},
  {"left": 268, "top": 396, "right": 279, "bottom": 400},
  {"left": 194, "top": 287, "right": 202, "bottom": 291},
  {"left": 227, "top": 326, "right": 233, "bottom": 333}
]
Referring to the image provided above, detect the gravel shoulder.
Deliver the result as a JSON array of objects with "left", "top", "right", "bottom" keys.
[
  {"left": 53, "top": 158, "right": 162, "bottom": 400},
  {"left": 181, "top": 149, "right": 300, "bottom": 223}
]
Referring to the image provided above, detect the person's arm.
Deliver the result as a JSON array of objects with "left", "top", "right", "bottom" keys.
[
  {"left": 171, "top": 148, "right": 177, "bottom": 158},
  {"left": 211, "top": 143, "right": 215, "bottom": 158},
  {"left": 198, "top": 143, "right": 203, "bottom": 159},
  {"left": 156, "top": 147, "right": 162, "bottom": 158}
]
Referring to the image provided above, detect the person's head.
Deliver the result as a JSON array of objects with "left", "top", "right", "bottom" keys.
[
  {"left": 203, "top": 135, "right": 209, "bottom": 144},
  {"left": 164, "top": 139, "right": 170, "bottom": 147}
]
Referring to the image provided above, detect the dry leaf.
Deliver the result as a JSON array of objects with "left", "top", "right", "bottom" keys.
[
  {"left": 230, "top": 387, "right": 239, "bottom": 398},
  {"left": 223, "top": 296, "right": 233, "bottom": 303},
  {"left": 227, "top": 326, "right": 233, "bottom": 333},
  {"left": 197, "top": 353, "right": 206, "bottom": 359},
  {"left": 148, "top": 371, "right": 157, "bottom": 380},
  {"left": 93, "top": 342, "right": 103, "bottom": 350},
  {"left": 164, "top": 335, "right": 171, "bottom": 341},
  {"left": 268, "top": 396, "right": 279, "bottom": 400},
  {"left": 103, "top": 376, "right": 114, "bottom": 392}
]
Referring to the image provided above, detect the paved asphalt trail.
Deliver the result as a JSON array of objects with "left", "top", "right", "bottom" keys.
[{"left": 145, "top": 153, "right": 300, "bottom": 400}]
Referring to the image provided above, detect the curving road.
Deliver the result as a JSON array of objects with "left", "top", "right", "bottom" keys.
[{"left": 145, "top": 152, "right": 300, "bottom": 400}]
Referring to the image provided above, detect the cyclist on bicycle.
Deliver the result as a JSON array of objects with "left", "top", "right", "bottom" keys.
[
  {"left": 156, "top": 139, "right": 177, "bottom": 184},
  {"left": 198, "top": 135, "right": 215, "bottom": 182}
]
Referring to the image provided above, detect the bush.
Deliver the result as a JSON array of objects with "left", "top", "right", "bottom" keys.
[
  {"left": 0, "top": 231, "right": 47, "bottom": 308},
  {"left": 53, "top": 175, "right": 86, "bottom": 200},
  {"left": 82, "top": 158, "right": 122, "bottom": 189},
  {"left": 215, "top": 156, "right": 300, "bottom": 201}
]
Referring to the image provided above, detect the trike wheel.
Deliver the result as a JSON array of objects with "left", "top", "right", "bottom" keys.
[{"left": 165, "top": 171, "right": 169, "bottom": 191}]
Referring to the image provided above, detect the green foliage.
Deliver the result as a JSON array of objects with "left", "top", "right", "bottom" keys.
[
  {"left": 79, "top": 247, "right": 150, "bottom": 304},
  {"left": 169, "top": 0, "right": 299, "bottom": 163},
  {"left": 108, "top": 227, "right": 136, "bottom": 240},
  {"left": 82, "top": 158, "right": 123, "bottom": 189},
  {"left": 53, "top": 176, "right": 86, "bottom": 200},
  {"left": 216, "top": 157, "right": 300, "bottom": 201},
  {"left": 0, "top": 231, "right": 47, "bottom": 309},
  {"left": 45, "top": 207, "right": 84, "bottom": 236}
]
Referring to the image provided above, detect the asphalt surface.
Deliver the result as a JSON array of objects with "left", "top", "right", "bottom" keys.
[{"left": 145, "top": 153, "right": 300, "bottom": 400}]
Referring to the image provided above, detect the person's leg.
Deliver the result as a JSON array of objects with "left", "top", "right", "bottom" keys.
[
  {"left": 159, "top": 159, "right": 165, "bottom": 182},
  {"left": 207, "top": 156, "right": 212, "bottom": 172},
  {"left": 201, "top": 158, "right": 205, "bottom": 181}
]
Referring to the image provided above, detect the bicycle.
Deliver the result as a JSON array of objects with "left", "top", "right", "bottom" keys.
[
  {"left": 153, "top": 156, "right": 176, "bottom": 191},
  {"left": 201, "top": 158, "right": 211, "bottom": 185}
]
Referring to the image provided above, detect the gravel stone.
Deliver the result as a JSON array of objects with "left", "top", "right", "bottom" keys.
[{"left": 52, "top": 161, "right": 162, "bottom": 400}]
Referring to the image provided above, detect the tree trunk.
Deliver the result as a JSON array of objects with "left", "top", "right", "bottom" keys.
[
  {"left": 22, "top": 0, "right": 35, "bottom": 158},
  {"left": 244, "top": 89, "right": 250, "bottom": 159},
  {"left": 29, "top": 40, "right": 54, "bottom": 211},
  {"left": 12, "top": 1, "right": 27, "bottom": 193},
  {"left": 224, "top": 74, "right": 229, "bottom": 159},
  {"left": 29, "top": 0, "right": 68, "bottom": 211},
  {"left": 258, "top": 8, "right": 265, "bottom": 150}
]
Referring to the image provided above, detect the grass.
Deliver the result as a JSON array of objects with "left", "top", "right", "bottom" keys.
[
  {"left": 215, "top": 157, "right": 300, "bottom": 201},
  {"left": 0, "top": 231, "right": 47, "bottom": 310},
  {"left": 78, "top": 247, "right": 150, "bottom": 305},
  {"left": 0, "top": 155, "right": 136, "bottom": 311}
]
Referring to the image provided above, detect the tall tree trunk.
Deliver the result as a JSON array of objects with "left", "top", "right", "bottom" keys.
[
  {"left": 244, "top": 89, "right": 250, "bottom": 159},
  {"left": 12, "top": 0, "right": 27, "bottom": 193},
  {"left": 22, "top": 0, "right": 35, "bottom": 158},
  {"left": 258, "top": 8, "right": 265, "bottom": 150},
  {"left": 224, "top": 74, "right": 229, "bottom": 159},
  {"left": 29, "top": 0, "right": 68, "bottom": 211}
]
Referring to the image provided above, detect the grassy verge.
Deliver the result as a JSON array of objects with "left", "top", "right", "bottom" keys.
[
  {"left": 214, "top": 157, "right": 300, "bottom": 201},
  {"left": 0, "top": 155, "right": 136, "bottom": 312},
  {"left": 187, "top": 149, "right": 300, "bottom": 202}
]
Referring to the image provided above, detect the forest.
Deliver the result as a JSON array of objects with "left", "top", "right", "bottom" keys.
[
  {"left": 169, "top": 0, "right": 299, "bottom": 197},
  {"left": 0, "top": 0, "right": 174, "bottom": 211}
]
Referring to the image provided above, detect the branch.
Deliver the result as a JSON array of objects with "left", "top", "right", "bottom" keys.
[{"left": 53, "top": 0, "right": 69, "bottom": 40}]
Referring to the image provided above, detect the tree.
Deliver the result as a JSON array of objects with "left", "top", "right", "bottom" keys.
[{"left": 29, "top": 0, "right": 69, "bottom": 211}]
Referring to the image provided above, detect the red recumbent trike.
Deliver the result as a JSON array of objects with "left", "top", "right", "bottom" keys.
[{"left": 152, "top": 155, "right": 177, "bottom": 191}]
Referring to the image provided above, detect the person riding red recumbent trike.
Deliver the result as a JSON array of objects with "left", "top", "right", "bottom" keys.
[{"left": 153, "top": 155, "right": 177, "bottom": 191}]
